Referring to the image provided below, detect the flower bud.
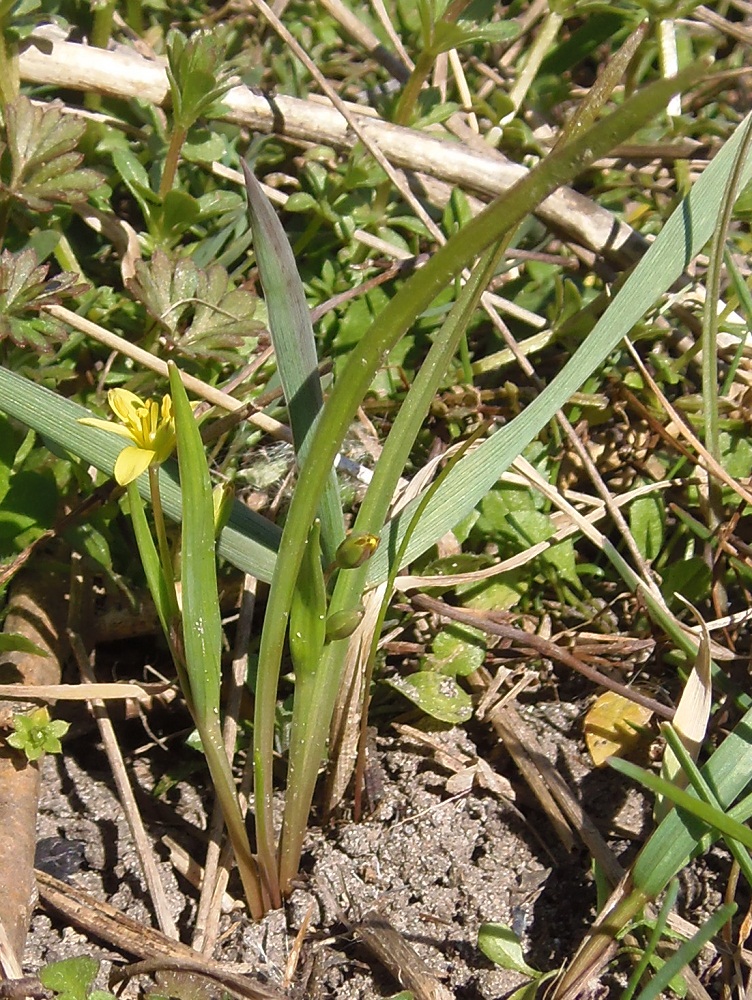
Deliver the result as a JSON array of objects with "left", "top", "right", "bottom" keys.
[
  {"left": 325, "top": 606, "right": 365, "bottom": 642},
  {"left": 333, "top": 532, "right": 380, "bottom": 570}
]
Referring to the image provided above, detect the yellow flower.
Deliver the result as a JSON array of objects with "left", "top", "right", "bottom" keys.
[{"left": 80, "top": 388, "right": 177, "bottom": 485}]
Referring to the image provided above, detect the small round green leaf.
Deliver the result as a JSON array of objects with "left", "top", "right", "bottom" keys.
[
  {"left": 386, "top": 671, "right": 472, "bottom": 724},
  {"left": 478, "top": 923, "right": 540, "bottom": 977},
  {"left": 422, "top": 624, "right": 485, "bottom": 677}
]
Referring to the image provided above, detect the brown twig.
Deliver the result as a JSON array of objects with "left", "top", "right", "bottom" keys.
[{"left": 19, "top": 34, "right": 648, "bottom": 266}]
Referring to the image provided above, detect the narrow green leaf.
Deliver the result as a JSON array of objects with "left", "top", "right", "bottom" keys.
[
  {"left": 612, "top": 756, "right": 752, "bottom": 850},
  {"left": 167, "top": 362, "right": 267, "bottom": 918},
  {"left": 168, "top": 363, "right": 222, "bottom": 720},
  {"left": 289, "top": 518, "right": 327, "bottom": 680},
  {"left": 278, "top": 420, "right": 489, "bottom": 888},
  {"left": 242, "top": 161, "right": 344, "bottom": 562},
  {"left": 657, "top": 723, "right": 752, "bottom": 888},
  {"left": 0, "top": 633, "right": 47, "bottom": 656},
  {"left": 655, "top": 602, "right": 712, "bottom": 821},
  {"left": 508, "top": 982, "right": 548, "bottom": 1000},
  {"left": 621, "top": 879, "right": 680, "bottom": 1000},
  {"left": 552, "top": 20, "right": 648, "bottom": 150},
  {"left": 126, "top": 481, "right": 173, "bottom": 644},
  {"left": 268, "top": 59, "right": 710, "bottom": 637},
  {"left": 273, "top": 244, "right": 511, "bottom": 869},
  {"left": 556, "top": 708, "right": 752, "bottom": 997},
  {"left": 632, "top": 903, "right": 736, "bottom": 1000}
]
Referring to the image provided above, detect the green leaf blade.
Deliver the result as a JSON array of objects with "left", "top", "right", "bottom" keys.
[
  {"left": 242, "top": 160, "right": 344, "bottom": 561},
  {"left": 0, "top": 366, "right": 280, "bottom": 581},
  {"left": 168, "top": 364, "right": 222, "bottom": 720}
]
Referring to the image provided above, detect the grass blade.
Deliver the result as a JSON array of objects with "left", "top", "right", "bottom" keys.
[
  {"left": 632, "top": 903, "right": 736, "bottom": 1000},
  {"left": 242, "top": 160, "right": 344, "bottom": 562},
  {"left": 125, "top": 483, "right": 177, "bottom": 658},
  {"left": 168, "top": 362, "right": 266, "bottom": 918},
  {"left": 365, "top": 105, "right": 752, "bottom": 585},
  {"left": 610, "top": 756, "right": 752, "bottom": 851},
  {"left": 554, "top": 707, "right": 752, "bottom": 997},
  {"left": 659, "top": 723, "right": 752, "bottom": 887},
  {"left": 632, "top": 710, "right": 752, "bottom": 899},
  {"left": 169, "top": 362, "right": 221, "bottom": 723},
  {"left": 621, "top": 878, "right": 679, "bottom": 1000}
]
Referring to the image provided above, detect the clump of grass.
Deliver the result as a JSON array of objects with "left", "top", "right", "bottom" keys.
[{"left": 1, "top": 1, "right": 752, "bottom": 995}]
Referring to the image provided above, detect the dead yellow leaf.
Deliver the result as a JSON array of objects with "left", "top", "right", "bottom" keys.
[{"left": 584, "top": 691, "right": 653, "bottom": 768}]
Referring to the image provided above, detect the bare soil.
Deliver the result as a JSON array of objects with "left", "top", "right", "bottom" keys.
[{"left": 19, "top": 681, "right": 706, "bottom": 1000}]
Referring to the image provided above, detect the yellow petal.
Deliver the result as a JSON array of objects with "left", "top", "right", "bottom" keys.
[
  {"left": 78, "top": 416, "right": 136, "bottom": 441},
  {"left": 114, "top": 446, "right": 155, "bottom": 486},
  {"left": 108, "top": 388, "right": 145, "bottom": 424}
]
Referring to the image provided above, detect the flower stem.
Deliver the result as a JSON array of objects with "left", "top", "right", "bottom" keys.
[
  {"left": 159, "top": 127, "right": 187, "bottom": 200},
  {"left": 149, "top": 465, "right": 179, "bottom": 621}
]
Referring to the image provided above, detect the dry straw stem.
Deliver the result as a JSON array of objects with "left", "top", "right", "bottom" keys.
[
  {"left": 626, "top": 340, "right": 752, "bottom": 510},
  {"left": 43, "top": 305, "right": 288, "bottom": 441},
  {"left": 320, "top": 0, "right": 412, "bottom": 81},
  {"left": 325, "top": 582, "right": 388, "bottom": 814},
  {"left": 44, "top": 302, "right": 376, "bottom": 489},
  {"left": 67, "top": 556, "right": 179, "bottom": 940},
  {"left": 161, "top": 835, "right": 235, "bottom": 914},
  {"left": 246, "top": 0, "right": 444, "bottom": 243},
  {"left": 19, "top": 31, "right": 646, "bottom": 266},
  {"left": 66, "top": 634, "right": 179, "bottom": 941},
  {"left": 655, "top": 598, "right": 713, "bottom": 823},
  {"left": 394, "top": 476, "right": 674, "bottom": 589},
  {"left": 0, "top": 914, "right": 23, "bottom": 978},
  {"left": 0, "top": 682, "right": 152, "bottom": 700}
]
